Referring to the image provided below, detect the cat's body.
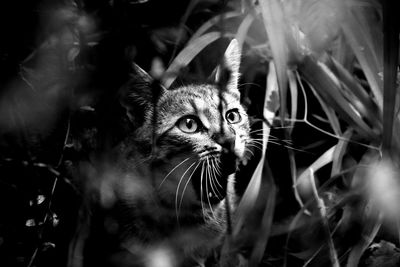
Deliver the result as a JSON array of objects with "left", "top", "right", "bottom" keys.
[{"left": 70, "top": 40, "right": 250, "bottom": 267}]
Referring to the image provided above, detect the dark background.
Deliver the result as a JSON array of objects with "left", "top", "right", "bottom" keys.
[{"left": 0, "top": 1, "right": 336, "bottom": 266}]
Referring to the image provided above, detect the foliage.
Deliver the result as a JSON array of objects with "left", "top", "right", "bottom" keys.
[{"left": 0, "top": 0, "right": 399, "bottom": 266}]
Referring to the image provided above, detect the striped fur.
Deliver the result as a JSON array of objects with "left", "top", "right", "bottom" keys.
[{"left": 110, "top": 40, "right": 250, "bottom": 266}]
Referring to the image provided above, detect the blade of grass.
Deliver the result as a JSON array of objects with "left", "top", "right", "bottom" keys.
[
  {"left": 295, "top": 145, "right": 336, "bottom": 190},
  {"left": 299, "top": 56, "right": 377, "bottom": 140},
  {"left": 222, "top": 62, "right": 279, "bottom": 266},
  {"left": 331, "top": 32, "right": 354, "bottom": 70},
  {"left": 341, "top": 2, "right": 383, "bottom": 110},
  {"left": 249, "top": 165, "right": 276, "bottom": 266},
  {"left": 309, "top": 168, "right": 340, "bottom": 267},
  {"left": 163, "top": 32, "right": 221, "bottom": 88},
  {"left": 169, "top": 0, "right": 200, "bottom": 65},
  {"left": 306, "top": 75, "right": 343, "bottom": 137},
  {"left": 328, "top": 56, "right": 382, "bottom": 129},
  {"left": 233, "top": 61, "right": 279, "bottom": 237},
  {"left": 382, "top": 0, "right": 400, "bottom": 153},
  {"left": 331, "top": 129, "right": 353, "bottom": 177},
  {"left": 287, "top": 70, "right": 304, "bottom": 211},
  {"left": 235, "top": 12, "right": 255, "bottom": 50},
  {"left": 345, "top": 149, "right": 383, "bottom": 266},
  {"left": 259, "top": 0, "right": 288, "bottom": 125},
  {"left": 288, "top": 70, "right": 298, "bottom": 135},
  {"left": 346, "top": 212, "right": 382, "bottom": 267},
  {"left": 188, "top": 11, "right": 241, "bottom": 44}
]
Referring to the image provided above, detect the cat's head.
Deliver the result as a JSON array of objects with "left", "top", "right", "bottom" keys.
[{"left": 119, "top": 39, "right": 249, "bottom": 203}]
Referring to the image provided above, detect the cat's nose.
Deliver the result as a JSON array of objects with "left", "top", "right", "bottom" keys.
[{"left": 211, "top": 132, "right": 235, "bottom": 149}]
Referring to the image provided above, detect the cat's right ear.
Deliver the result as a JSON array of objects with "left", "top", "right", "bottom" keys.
[
  {"left": 210, "top": 39, "right": 241, "bottom": 92},
  {"left": 119, "top": 64, "right": 164, "bottom": 127}
]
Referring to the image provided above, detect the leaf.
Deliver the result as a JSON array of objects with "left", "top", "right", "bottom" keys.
[
  {"left": 307, "top": 77, "right": 342, "bottom": 136},
  {"left": 232, "top": 61, "right": 279, "bottom": 240},
  {"left": 235, "top": 12, "right": 255, "bottom": 50},
  {"left": 299, "top": 56, "right": 377, "bottom": 140},
  {"left": 296, "top": 145, "right": 336, "bottom": 190},
  {"left": 36, "top": 194, "right": 46, "bottom": 205},
  {"left": 249, "top": 170, "right": 276, "bottom": 266},
  {"left": 341, "top": 2, "right": 383, "bottom": 109},
  {"left": 188, "top": 11, "right": 241, "bottom": 44},
  {"left": 287, "top": 70, "right": 298, "bottom": 133},
  {"left": 296, "top": 0, "right": 344, "bottom": 55},
  {"left": 382, "top": 0, "right": 400, "bottom": 152},
  {"left": 26, "top": 219, "right": 36, "bottom": 227},
  {"left": 331, "top": 129, "right": 353, "bottom": 177},
  {"left": 327, "top": 56, "right": 381, "bottom": 130},
  {"left": 259, "top": 0, "right": 289, "bottom": 125},
  {"left": 162, "top": 32, "right": 221, "bottom": 88},
  {"left": 346, "top": 215, "right": 382, "bottom": 267}
]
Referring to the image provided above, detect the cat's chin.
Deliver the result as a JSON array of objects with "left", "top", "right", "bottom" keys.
[{"left": 187, "top": 164, "right": 228, "bottom": 205}]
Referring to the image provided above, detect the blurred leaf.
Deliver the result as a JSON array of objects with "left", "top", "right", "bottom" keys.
[
  {"left": 382, "top": 0, "right": 400, "bottom": 153},
  {"left": 331, "top": 129, "right": 353, "bottom": 177},
  {"left": 306, "top": 76, "right": 342, "bottom": 136},
  {"left": 309, "top": 169, "right": 340, "bottom": 267},
  {"left": 26, "top": 219, "right": 36, "bottom": 227},
  {"left": 235, "top": 12, "right": 255, "bottom": 51},
  {"left": 341, "top": 2, "right": 383, "bottom": 109},
  {"left": 362, "top": 241, "right": 400, "bottom": 267},
  {"left": 331, "top": 33, "right": 354, "bottom": 70},
  {"left": 346, "top": 215, "right": 382, "bottom": 267},
  {"left": 296, "top": 145, "right": 336, "bottom": 192},
  {"left": 230, "top": 61, "right": 279, "bottom": 258},
  {"left": 249, "top": 167, "right": 276, "bottom": 266},
  {"left": 299, "top": 56, "right": 377, "bottom": 140},
  {"left": 328, "top": 56, "right": 382, "bottom": 130},
  {"left": 188, "top": 11, "right": 241, "bottom": 43},
  {"left": 345, "top": 150, "right": 382, "bottom": 267},
  {"left": 37, "top": 195, "right": 46, "bottom": 205},
  {"left": 293, "top": 0, "right": 344, "bottom": 55},
  {"left": 288, "top": 70, "right": 298, "bottom": 134},
  {"left": 259, "top": 0, "right": 289, "bottom": 125},
  {"left": 163, "top": 32, "right": 221, "bottom": 88}
]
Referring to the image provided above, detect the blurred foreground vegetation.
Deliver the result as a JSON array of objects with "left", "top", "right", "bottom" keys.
[{"left": 0, "top": 0, "right": 400, "bottom": 266}]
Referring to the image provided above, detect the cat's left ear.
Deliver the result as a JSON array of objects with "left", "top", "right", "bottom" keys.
[
  {"left": 213, "top": 39, "right": 241, "bottom": 91},
  {"left": 120, "top": 64, "right": 166, "bottom": 128}
]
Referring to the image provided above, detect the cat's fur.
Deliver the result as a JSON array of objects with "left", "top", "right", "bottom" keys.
[{"left": 73, "top": 40, "right": 250, "bottom": 267}]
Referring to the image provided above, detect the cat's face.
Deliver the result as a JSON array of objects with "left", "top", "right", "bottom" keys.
[
  {"left": 120, "top": 40, "right": 249, "bottom": 206},
  {"left": 155, "top": 84, "right": 249, "bottom": 161}
]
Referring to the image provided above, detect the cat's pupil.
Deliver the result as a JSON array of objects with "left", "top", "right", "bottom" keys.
[{"left": 186, "top": 119, "right": 193, "bottom": 129}]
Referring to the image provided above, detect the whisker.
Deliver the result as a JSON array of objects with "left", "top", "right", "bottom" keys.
[
  {"left": 249, "top": 139, "right": 265, "bottom": 145},
  {"left": 251, "top": 138, "right": 309, "bottom": 153},
  {"left": 211, "top": 160, "right": 224, "bottom": 198},
  {"left": 178, "top": 161, "right": 201, "bottom": 216},
  {"left": 249, "top": 129, "right": 267, "bottom": 134},
  {"left": 271, "top": 125, "right": 295, "bottom": 129},
  {"left": 246, "top": 142, "right": 263, "bottom": 151},
  {"left": 159, "top": 157, "right": 192, "bottom": 189},
  {"left": 210, "top": 158, "right": 222, "bottom": 189},
  {"left": 205, "top": 160, "right": 216, "bottom": 219},
  {"left": 207, "top": 159, "right": 220, "bottom": 199},
  {"left": 175, "top": 161, "right": 197, "bottom": 222},
  {"left": 200, "top": 161, "right": 207, "bottom": 220},
  {"left": 245, "top": 148, "right": 255, "bottom": 157},
  {"left": 251, "top": 136, "right": 294, "bottom": 145}
]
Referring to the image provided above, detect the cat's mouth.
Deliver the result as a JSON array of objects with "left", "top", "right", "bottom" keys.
[
  {"left": 190, "top": 158, "right": 226, "bottom": 205},
  {"left": 191, "top": 149, "right": 238, "bottom": 205}
]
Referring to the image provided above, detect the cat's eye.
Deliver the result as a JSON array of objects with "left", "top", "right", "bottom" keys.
[
  {"left": 177, "top": 116, "right": 201, "bottom": 134},
  {"left": 226, "top": 109, "right": 242, "bottom": 124}
]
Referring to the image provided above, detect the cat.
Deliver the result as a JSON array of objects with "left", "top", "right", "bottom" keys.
[{"left": 70, "top": 39, "right": 250, "bottom": 267}]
